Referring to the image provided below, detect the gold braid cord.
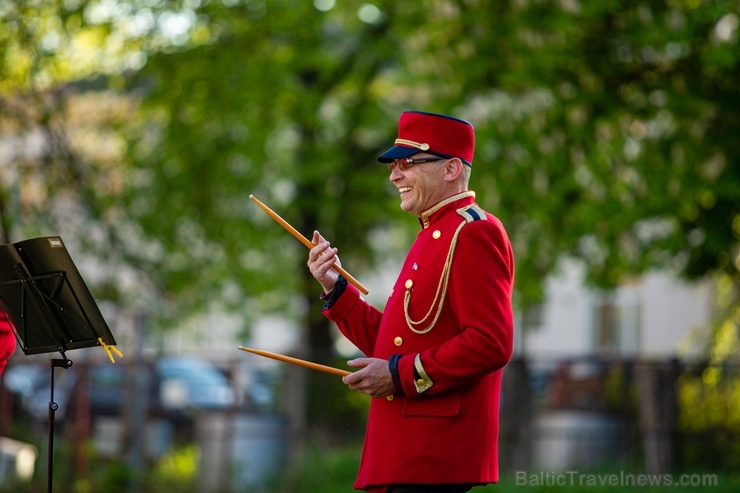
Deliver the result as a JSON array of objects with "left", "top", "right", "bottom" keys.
[
  {"left": 404, "top": 220, "right": 467, "bottom": 334},
  {"left": 394, "top": 138, "right": 430, "bottom": 151}
]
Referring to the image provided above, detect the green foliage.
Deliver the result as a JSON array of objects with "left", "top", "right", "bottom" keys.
[
  {"left": 5, "top": 437, "right": 200, "bottom": 493},
  {"left": 146, "top": 444, "right": 200, "bottom": 492},
  {"left": 676, "top": 276, "right": 740, "bottom": 471},
  {"left": 677, "top": 368, "right": 740, "bottom": 472},
  {"left": 263, "top": 442, "right": 362, "bottom": 493},
  {"left": 116, "top": 0, "right": 406, "bottom": 332},
  {"left": 306, "top": 364, "right": 369, "bottom": 436},
  {"left": 452, "top": 0, "right": 740, "bottom": 302}
]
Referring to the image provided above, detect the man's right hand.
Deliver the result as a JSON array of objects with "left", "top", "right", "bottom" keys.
[{"left": 308, "top": 230, "right": 341, "bottom": 294}]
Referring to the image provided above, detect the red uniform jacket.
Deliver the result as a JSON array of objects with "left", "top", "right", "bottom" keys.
[{"left": 323, "top": 192, "right": 514, "bottom": 491}]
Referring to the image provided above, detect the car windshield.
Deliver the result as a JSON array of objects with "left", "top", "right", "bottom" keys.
[{"left": 157, "top": 357, "right": 228, "bottom": 385}]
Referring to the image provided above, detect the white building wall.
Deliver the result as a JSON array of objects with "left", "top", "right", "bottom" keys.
[
  {"left": 523, "top": 259, "right": 714, "bottom": 360},
  {"left": 522, "top": 260, "right": 594, "bottom": 357},
  {"left": 639, "top": 272, "right": 713, "bottom": 358}
]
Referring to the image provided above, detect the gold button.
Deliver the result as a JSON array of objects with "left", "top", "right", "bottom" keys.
[
  {"left": 405, "top": 279, "right": 413, "bottom": 289},
  {"left": 433, "top": 230, "right": 441, "bottom": 239},
  {"left": 394, "top": 336, "right": 403, "bottom": 346},
  {"left": 389, "top": 288, "right": 394, "bottom": 298},
  {"left": 386, "top": 395, "right": 394, "bottom": 401},
  {"left": 416, "top": 378, "right": 426, "bottom": 387}
]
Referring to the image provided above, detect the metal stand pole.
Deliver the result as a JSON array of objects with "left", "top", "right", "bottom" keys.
[{"left": 48, "top": 357, "right": 72, "bottom": 493}]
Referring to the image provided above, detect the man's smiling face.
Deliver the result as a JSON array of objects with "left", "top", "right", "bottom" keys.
[{"left": 388, "top": 153, "right": 450, "bottom": 216}]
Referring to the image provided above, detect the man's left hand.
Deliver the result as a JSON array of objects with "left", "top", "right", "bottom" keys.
[{"left": 342, "top": 357, "right": 396, "bottom": 399}]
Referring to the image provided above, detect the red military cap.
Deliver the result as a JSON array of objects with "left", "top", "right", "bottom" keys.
[{"left": 377, "top": 110, "right": 475, "bottom": 166}]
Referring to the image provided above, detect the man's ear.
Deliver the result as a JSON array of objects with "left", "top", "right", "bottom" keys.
[{"left": 443, "top": 157, "right": 464, "bottom": 182}]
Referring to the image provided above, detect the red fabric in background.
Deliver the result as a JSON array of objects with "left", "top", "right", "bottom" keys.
[{"left": 0, "top": 311, "right": 16, "bottom": 375}]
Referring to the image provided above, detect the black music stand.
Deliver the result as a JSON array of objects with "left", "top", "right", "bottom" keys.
[{"left": 0, "top": 236, "right": 118, "bottom": 493}]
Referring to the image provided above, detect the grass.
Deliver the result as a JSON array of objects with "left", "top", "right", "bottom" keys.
[
  {"left": 262, "top": 442, "right": 740, "bottom": 493},
  {"left": 4, "top": 432, "right": 737, "bottom": 493}
]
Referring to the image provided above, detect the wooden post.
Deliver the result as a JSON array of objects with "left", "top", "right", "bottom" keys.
[
  {"left": 635, "top": 359, "right": 678, "bottom": 474},
  {"left": 500, "top": 357, "right": 532, "bottom": 473}
]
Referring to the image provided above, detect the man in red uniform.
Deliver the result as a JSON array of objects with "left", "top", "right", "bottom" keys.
[{"left": 308, "top": 110, "right": 515, "bottom": 493}]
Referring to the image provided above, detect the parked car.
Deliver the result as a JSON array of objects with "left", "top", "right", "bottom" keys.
[
  {"left": 156, "top": 355, "right": 236, "bottom": 414},
  {"left": 3, "top": 355, "right": 237, "bottom": 425},
  {"left": 3, "top": 361, "right": 78, "bottom": 422}
]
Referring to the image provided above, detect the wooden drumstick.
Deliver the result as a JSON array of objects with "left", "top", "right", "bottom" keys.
[
  {"left": 238, "top": 346, "right": 351, "bottom": 377},
  {"left": 249, "top": 194, "right": 369, "bottom": 295}
]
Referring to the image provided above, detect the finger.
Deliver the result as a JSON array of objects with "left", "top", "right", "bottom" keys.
[
  {"left": 308, "top": 240, "right": 332, "bottom": 263},
  {"left": 342, "top": 372, "right": 361, "bottom": 386},
  {"left": 314, "top": 249, "right": 337, "bottom": 273},
  {"left": 347, "top": 358, "right": 370, "bottom": 369}
]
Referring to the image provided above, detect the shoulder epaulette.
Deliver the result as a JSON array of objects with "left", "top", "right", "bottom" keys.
[{"left": 457, "top": 205, "right": 486, "bottom": 223}]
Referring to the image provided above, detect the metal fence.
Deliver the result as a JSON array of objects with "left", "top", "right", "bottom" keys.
[{"left": 500, "top": 355, "right": 740, "bottom": 476}]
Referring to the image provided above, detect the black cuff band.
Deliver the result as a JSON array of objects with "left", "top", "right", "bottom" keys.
[
  {"left": 389, "top": 354, "right": 403, "bottom": 395},
  {"left": 321, "top": 275, "right": 348, "bottom": 311}
]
